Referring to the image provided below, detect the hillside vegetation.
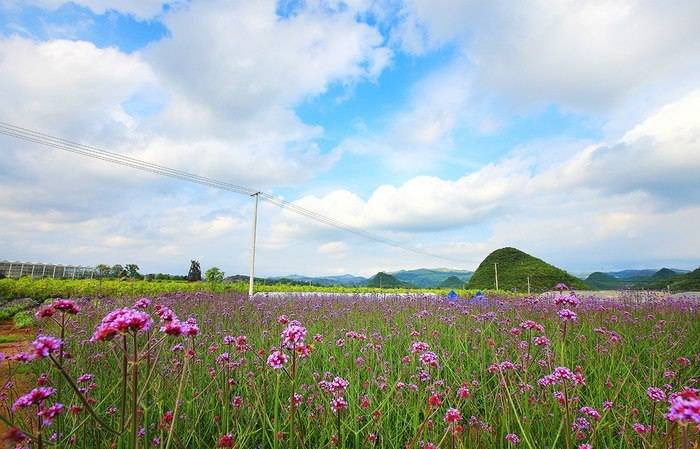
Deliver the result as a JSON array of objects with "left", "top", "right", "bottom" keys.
[
  {"left": 365, "top": 272, "right": 413, "bottom": 288},
  {"left": 468, "top": 247, "right": 588, "bottom": 292},
  {"left": 391, "top": 268, "right": 472, "bottom": 288},
  {"left": 584, "top": 267, "right": 699, "bottom": 291}
]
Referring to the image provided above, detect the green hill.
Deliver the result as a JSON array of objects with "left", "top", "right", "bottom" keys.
[
  {"left": 668, "top": 268, "right": 700, "bottom": 291},
  {"left": 366, "top": 272, "right": 413, "bottom": 288},
  {"left": 391, "top": 268, "right": 472, "bottom": 288},
  {"left": 585, "top": 272, "right": 625, "bottom": 289},
  {"left": 468, "top": 247, "right": 588, "bottom": 292},
  {"left": 644, "top": 267, "right": 700, "bottom": 291},
  {"left": 439, "top": 276, "right": 466, "bottom": 289}
]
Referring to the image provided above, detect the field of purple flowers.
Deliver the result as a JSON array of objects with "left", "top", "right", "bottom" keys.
[{"left": 1, "top": 290, "right": 699, "bottom": 449}]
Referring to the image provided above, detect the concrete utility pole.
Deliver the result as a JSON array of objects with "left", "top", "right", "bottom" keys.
[
  {"left": 248, "top": 192, "right": 261, "bottom": 297},
  {"left": 494, "top": 263, "right": 499, "bottom": 290}
]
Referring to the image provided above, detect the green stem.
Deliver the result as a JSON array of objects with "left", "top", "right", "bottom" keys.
[
  {"left": 132, "top": 332, "right": 139, "bottom": 449},
  {"left": 273, "top": 373, "right": 280, "bottom": 449},
  {"left": 48, "top": 354, "right": 119, "bottom": 435},
  {"left": 165, "top": 346, "right": 189, "bottom": 449},
  {"left": 121, "top": 335, "right": 128, "bottom": 433}
]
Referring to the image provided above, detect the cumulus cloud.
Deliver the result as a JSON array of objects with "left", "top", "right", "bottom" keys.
[
  {"left": 269, "top": 89, "right": 700, "bottom": 270},
  {"left": 394, "top": 0, "right": 700, "bottom": 112},
  {"left": 0, "top": 1, "right": 394, "bottom": 272}
]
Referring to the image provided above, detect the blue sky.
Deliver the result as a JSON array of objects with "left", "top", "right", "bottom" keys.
[{"left": 1, "top": 0, "right": 699, "bottom": 277}]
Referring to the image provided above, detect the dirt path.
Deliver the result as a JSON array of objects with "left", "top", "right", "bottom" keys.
[{"left": 0, "top": 320, "right": 34, "bottom": 442}]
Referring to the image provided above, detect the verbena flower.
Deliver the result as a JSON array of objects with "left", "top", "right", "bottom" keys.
[
  {"left": 38, "top": 402, "right": 65, "bottom": 426},
  {"left": 267, "top": 350, "right": 288, "bottom": 369},
  {"left": 330, "top": 396, "right": 348, "bottom": 413},
  {"left": 558, "top": 309, "right": 577, "bottom": 322},
  {"left": 217, "top": 434, "right": 234, "bottom": 447},
  {"left": 666, "top": 389, "right": 700, "bottom": 424},
  {"left": 91, "top": 308, "right": 153, "bottom": 341},
  {"left": 281, "top": 324, "right": 306, "bottom": 349},
  {"left": 12, "top": 387, "right": 56, "bottom": 411},
  {"left": 410, "top": 341, "right": 430, "bottom": 354},
  {"left": 419, "top": 351, "right": 439, "bottom": 369},
  {"left": 444, "top": 408, "right": 462, "bottom": 423},
  {"left": 646, "top": 386, "right": 666, "bottom": 402},
  {"left": 52, "top": 299, "right": 80, "bottom": 314},
  {"left": 505, "top": 433, "right": 520, "bottom": 444},
  {"left": 31, "top": 335, "right": 63, "bottom": 359},
  {"left": 134, "top": 298, "right": 152, "bottom": 309}
]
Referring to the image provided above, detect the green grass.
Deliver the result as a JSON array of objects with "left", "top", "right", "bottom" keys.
[
  {"left": 0, "top": 277, "right": 510, "bottom": 302},
  {"left": 12, "top": 310, "right": 34, "bottom": 329},
  {"left": 0, "top": 334, "right": 24, "bottom": 343},
  {"left": 1, "top": 291, "right": 696, "bottom": 449}
]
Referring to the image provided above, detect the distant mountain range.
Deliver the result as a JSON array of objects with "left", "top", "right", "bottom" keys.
[
  {"left": 266, "top": 274, "right": 367, "bottom": 286},
  {"left": 231, "top": 252, "right": 698, "bottom": 292},
  {"left": 585, "top": 267, "right": 694, "bottom": 290},
  {"left": 390, "top": 268, "right": 473, "bottom": 288},
  {"left": 267, "top": 268, "right": 473, "bottom": 288}
]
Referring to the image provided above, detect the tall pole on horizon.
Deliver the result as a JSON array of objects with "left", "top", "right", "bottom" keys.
[
  {"left": 494, "top": 263, "right": 499, "bottom": 290},
  {"left": 527, "top": 276, "right": 531, "bottom": 295},
  {"left": 248, "top": 192, "right": 260, "bottom": 297}
]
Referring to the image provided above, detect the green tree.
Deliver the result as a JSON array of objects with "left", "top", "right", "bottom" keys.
[
  {"left": 95, "top": 264, "right": 110, "bottom": 278},
  {"left": 205, "top": 267, "right": 225, "bottom": 283},
  {"left": 125, "top": 264, "right": 141, "bottom": 279},
  {"left": 110, "top": 264, "right": 126, "bottom": 278},
  {"left": 187, "top": 260, "right": 202, "bottom": 282}
]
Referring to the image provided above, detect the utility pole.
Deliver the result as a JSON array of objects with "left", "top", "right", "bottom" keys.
[
  {"left": 527, "top": 276, "right": 531, "bottom": 295},
  {"left": 248, "top": 192, "right": 260, "bottom": 297},
  {"left": 494, "top": 263, "right": 499, "bottom": 290}
]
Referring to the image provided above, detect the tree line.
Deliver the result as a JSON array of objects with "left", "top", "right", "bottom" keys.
[{"left": 95, "top": 260, "right": 225, "bottom": 283}]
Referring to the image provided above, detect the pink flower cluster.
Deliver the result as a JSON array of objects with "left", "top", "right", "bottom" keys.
[
  {"left": 281, "top": 324, "right": 307, "bottom": 349},
  {"left": 37, "top": 402, "right": 65, "bottom": 426},
  {"left": 538, "top": 367, "right": 586, "bottom": 387},
  {"left": 330, "top": 396, "right": 348, "bottom": 413},
  {"left": 666, "top": 389, "right": 700, "bottom": 424},
  {"left": 12, "top": 387, "right": 56, "bottom": 411},
  {"left": 30, "top": 335, "right": 63, "bottom": 359},
  {"left": 91, "top": 308, "right": 153, "bottom": 341},
  {"left": 161, "top": 317, "right": 199, "bottom": 337},
  {"left": 419, "top": 351, "right": 439, "bottom": 369},
  {"left": 646, "top": 386, "right": 666, "bottom": 402},
  {"left": 35, "top": 299, "right": 80, "bottom": 318},
  {"left": 134, "top": 297, "right": 152, "bottom": 309},
  {"left": 519, "top": 320, "right": 545, "bottom": 332},
  {"left": 224, "top": 335, "right": 249, "bottom": 352},
  {"left": 558, "top": 309, "right": 577, "bottom": 322},
  {"left": 267, "top": 350, "right": 288, "bottom": 369},
  {"left": 444, "top": 407, "right": 462, "bottom": 423},
  {"left": 411, "top": 341, "right": 430, "bottom": 354},
  {"left": 555, "top": 293, "right": 580, "bottom": 307}
]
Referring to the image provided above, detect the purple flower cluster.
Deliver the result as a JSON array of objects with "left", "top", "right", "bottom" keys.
[
  {"left": 538, "top": 367, "right": 586, "bottom": 387},
  {"left": 31, "top": 335, "right": 63, "bottom": 359},
  {"left": 666, "top": 389, "right": 700, "bottom": 424},
  {"left": 91, "top": 308, "right": 153, "bottom": 341},
  {"left": 12, "top": 387, "right": 56, "bottom": 411}
]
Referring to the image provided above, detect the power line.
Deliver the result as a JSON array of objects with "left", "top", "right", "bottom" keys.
[{"left": 0, "top": 121, "right": 464, "bottom": 264}]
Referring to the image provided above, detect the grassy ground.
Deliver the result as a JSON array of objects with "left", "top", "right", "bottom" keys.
[
  {"left": 1, "top": 291, "right": 697, "bottom": 448},
  {"left": 0, "top": 277, "right": 493, "bottom": 302}
]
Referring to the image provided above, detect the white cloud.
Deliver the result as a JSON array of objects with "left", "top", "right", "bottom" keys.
[
  {"left": 394, "top": 0, "right": 700, "bottom": 112},
  {"left": 317, "top": 241, "right": 348, "bottom": 255},
  {"left": 0, "top": 37, "right": 154, "bottom": 138},
  {"left": 266, "top": 89, "right": 700, "bottom": 270}
]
